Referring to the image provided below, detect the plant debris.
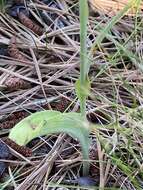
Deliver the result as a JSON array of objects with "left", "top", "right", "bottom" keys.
[
  {"left": 0, "top": 0, "right": 143, "bottom": 189},
  {"left": 4, "top": 138, "right": 32, "bottom": 157},
  {"left": 4, "top": 77, "right": 30, "bottom": 90},
  {"left": 8, "top": 37, "right": 30, "bottom": 62},
  {"left": 0, "top": 111, "right": 28, "bottom": 129},
  {"left": 89, "top": 0, "right": 143, "bottom": 16}
]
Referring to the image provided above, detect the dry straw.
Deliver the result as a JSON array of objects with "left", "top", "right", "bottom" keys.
[{"left": 89, "top": 0, "right": 143, "bottom": 15}]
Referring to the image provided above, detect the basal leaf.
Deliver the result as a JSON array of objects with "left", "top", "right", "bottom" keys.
[{"left": 9, "top": 110, "right": 90, "bottom": 176}]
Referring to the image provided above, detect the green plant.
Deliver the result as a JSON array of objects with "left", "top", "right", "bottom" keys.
[
  {"left": 75, "top": 0, "right": 90, "bottom": 118},
  {"left": 8, "top": 0, "right": 91, "bottom": 176},
  {"left": 9, "top": 111, "right": 90, "bottom": 176},
  {"left": 0, "top": 0, "right": 5, "bottom": 11}
]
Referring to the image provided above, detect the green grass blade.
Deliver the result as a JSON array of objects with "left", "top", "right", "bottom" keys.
[{"left": 88, "top": 0, "right": 142, "bottom": 58}]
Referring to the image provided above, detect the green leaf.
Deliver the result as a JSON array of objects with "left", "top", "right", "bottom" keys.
[
  {"left": 9, "top": 110, "right": 90, "bottom": 176},
  {"left": 75, "top": 79, "right": 90, "bottom": 101},
  {"left": 75, "top": 78, "right": 91, "bottom": 117}
]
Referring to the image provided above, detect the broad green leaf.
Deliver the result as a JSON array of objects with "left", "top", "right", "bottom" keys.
[{"left": 9, "top": 110, "right": 90, "bottom": 176}]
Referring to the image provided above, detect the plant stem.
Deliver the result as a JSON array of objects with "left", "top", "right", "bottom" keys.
[{"left": 79, "top": 0, "right": 89, "bottom": 118}]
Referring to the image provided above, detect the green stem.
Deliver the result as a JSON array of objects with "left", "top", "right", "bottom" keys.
[{"left": 79, "top": 0, "right": 89, "bottom": 117}]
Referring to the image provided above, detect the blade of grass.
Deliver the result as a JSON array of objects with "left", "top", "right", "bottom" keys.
[{"left": 88, "top": 0, "right": 142, "bottom": 71}]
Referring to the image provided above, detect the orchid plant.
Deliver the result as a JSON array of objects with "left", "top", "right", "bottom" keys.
[{"left": 9, "top": 0, "right": 91, "bottom": 176}]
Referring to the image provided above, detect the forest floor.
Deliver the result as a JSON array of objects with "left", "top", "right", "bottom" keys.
[{"left": 0, "top": 0, "right": 143, "bottom": 189}]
